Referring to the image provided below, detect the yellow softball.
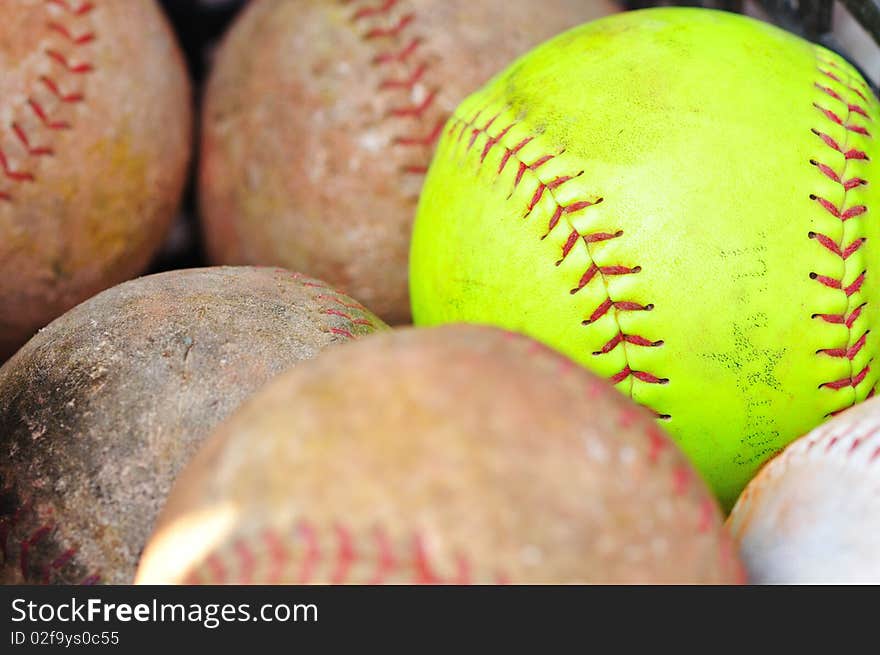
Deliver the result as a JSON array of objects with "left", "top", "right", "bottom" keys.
[{"left": 409, "top": 7, "right": 880, "bottom": 508}]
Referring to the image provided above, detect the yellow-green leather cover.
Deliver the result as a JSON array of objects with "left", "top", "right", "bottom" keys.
[{"left": 410, "top": 8, "right": 880, "bottom": 509}]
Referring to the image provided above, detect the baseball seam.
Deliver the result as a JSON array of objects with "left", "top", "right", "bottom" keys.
[
  {"left": 344, "top": 0, "right": 446, "bottom": 175},
  {"left": 510, "top": 330, "right": 725, "bottom": 550},
  {"left": 0, "top": 271, "right": 375, "bottom": 585},
  {"left": 611, "top": 387, "right": 740, "bottom": 580},
  {"left": 0, "top": 0, "right": 100, "bottom": 584},
  {"left": 288, "top": 271, "right": 380, "bottom": 338},
  {"left": 0, "top": 0, "right": 96, "bottom": 203},
  {"left": 810, "top": 51, "right": 876, "bottom": 414},
  {"left": 446, "top": 107, "right": 671, "bottom": 419},
  {"left": 0, "top": 483, "right": 101, "bottom": 585},
  {"left": 183, "top": 335, "right": 741, "bottom": 585},
  {"left": 185, "top": 522, "right": 507, "bottom": 585}
]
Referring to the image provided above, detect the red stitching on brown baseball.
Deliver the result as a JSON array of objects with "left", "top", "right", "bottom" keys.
[
  {"left": 672, "top": 466, "right": 693, "bottom": 495},
  {"left": 350, "top": 0, "right": 398, "bottom": 21},
  {"left": 697, "top": 499, "right": 715, "bottom": 534},
  {"left": 379, "top": 61, "right": 427, "bottom": 90},
  {"left": 28, "top": 99, "right": 71, "bottom": 130},
  {"left": 298, "top": 521, "right": 320, "bottom": 584},
  {"left": 205, "top": 552, "right": 226, "bottom": 584},
  {"left": 388, "top": 88, "right": 437, "bottom": 119},
  {"left": 413, "top": 535, "right": 440, "bottom": 583},
  {"left": 234, "top": 538, "right": 256, "bottom": 584},
  {"left": 47, "top": 21, "right": 96, "bottom": 44},
  {"left": 0, "top": 495, "right": 96, "bottom": 585},
  {"left": 0, "top": 150, "right": 36, "bottom": 184},
  {"left": 611, "top": 406, "right": 714, "bottom": 544},
  {"left": 331, "top": 524, "right": 356, "bottom": 584},
  {"left": 198, "top": 522, "right": 499, "bottom": 584},
  {"left": 321, "top": 308, "right": 353, "bottom": 320},
  {"left": 291, "top": 268, "right": 378, "bottom": 336},
  {"left": 40, "top": 75, "right": 85, "bottom": 103},
  {"left": 43, "top": 548, "right": 77, "bottom": 584},
  {"left": 635, "top": 409, "right": 661, "bottom": 441},
  {"left": 395, "top": 119, "right": 445, "bottom": 148},
  {"left": 47, "top": 0, "right": 95, "bottom": 15},
  {"left": 346, "top": 1, "right": 443, "bottom": 174},
  {"left": 363, "top": 13, "right": 414, "bottom": 40},
  {"left": 313, "top": 294, "right": 365, "bottom": 309},
  {"left": 369, "top": 527, "right": 395, "bottom": 584},
  {"left": 12, "top": 123, "right": 53, "bottom": 156},
  {"left": 373, "top": 37, "right": 422, "bottom": 65},
  {"left": 0, "top": 1, "right": 96, "bottom": 201},
  {"left": 45, "top": 49, "right": 94, "bottom": 74},
  {"left": 263, "top": 529, "right": 286, "bottom": 584},
  {"left": 20, "top": 525, "right": 52, "bottom": 580}
]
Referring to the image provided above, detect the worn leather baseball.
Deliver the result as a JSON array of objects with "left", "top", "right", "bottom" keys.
[
  {"left": 0, "top": 0, "right": 192, "bottom": 359},
  {"left": 728, "top": 397, "right": 880, "bottom": 583},
  {"left": 198, "top": 0, "right": 618, "bottom": 324},
  {"left": 410, "top": 8, "right": 880, "bottom": 509},
  {"left": 0, "top": 267, "right": 386, "bottom": 584},
  {"left": 136, "top": 325, "right": 743, "bottom": 585}
]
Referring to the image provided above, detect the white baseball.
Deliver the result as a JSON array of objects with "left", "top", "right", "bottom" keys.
[{"left": 728, "top": 397, "right": 880, "bottom": 583}]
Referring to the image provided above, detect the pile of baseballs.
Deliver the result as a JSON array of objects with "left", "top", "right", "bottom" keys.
[{"left": 1, "top": 0, "right": 877, "bottom": 585}]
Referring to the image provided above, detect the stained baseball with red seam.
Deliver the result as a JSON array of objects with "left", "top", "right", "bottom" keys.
[
  {"left": 135, "top": 326, "right": 743, "bottom": 585},
  {"left": 198, "top": 0, "right": 619, "bottom": 324},
  {"left": 0, "top": 0, "right": 192, "bottom": 359},
  {"left": 0, "top": 267, "right": 386, "bottom": 585}
]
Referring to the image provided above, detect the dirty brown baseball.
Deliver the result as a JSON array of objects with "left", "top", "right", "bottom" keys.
[
  {"left": 0, "top": 266, "right": 386, "bottom": 584},
  {"left": 136, "top": 325, "right": 743, "bottom": 585},
  {"left": 198, "top": 0, "right": 618, "bottom": 323},
  {"left": 0, "top": 0, "right": 192, "bottom": 359}
]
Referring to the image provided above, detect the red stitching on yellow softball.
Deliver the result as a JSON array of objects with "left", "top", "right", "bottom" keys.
[
  {"left": 447, "top": 108, "right": 670, "bottom": 407},
  {"left": 810, "top": 56, "right": 874, "bottom": 404}
]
